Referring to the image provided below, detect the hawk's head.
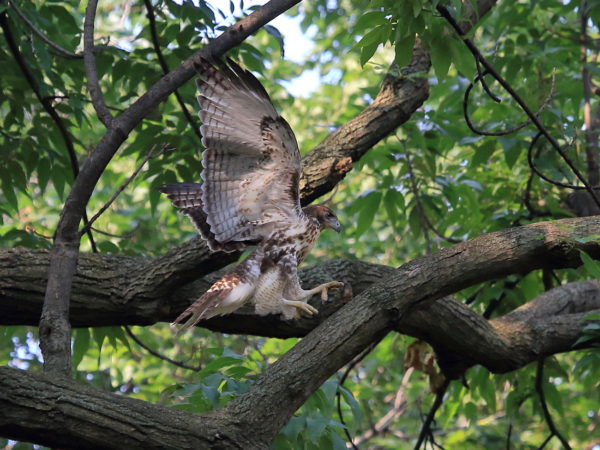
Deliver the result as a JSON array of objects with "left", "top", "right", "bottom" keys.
[{"left": 304, "top": 205, "right": 341, "bottom": 233}]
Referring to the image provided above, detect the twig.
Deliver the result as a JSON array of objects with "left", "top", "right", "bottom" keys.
[
  {"left": 527, "top": 132, "right": 590, "bottom": 190},
  {"left": 84, "top": 0, "right": 113, "bottom": 127},
  {"left": 353, "top": 367, "right": 414, "bottom": 446},
  {"left": 336, "top": 340, "right": 381, "bottom": 449},
  {"left": 143, "top": 0, "right": 203, "bottom": 143},
  {"left": 90, "top": 226, "right": 137, "bottom": 239},
  {"left": 522, "top": 142, "right": 555, "bottom": 219},
  {"left": 474, "top": 57, "right": 501, "bottom": 103},
  {"left": 0, "top": 12, "right": 98, "bottom": 253},
  {"left": 414, "top": 379, "right": 450, "bottom": 450},
  {"left": 7, "top": 0, "right": 83, "bottom": 59},
  {"left": 79, "top": 145, "right": 168, "bottom": 237},
  {"left": 482, "top": 278, "right": 519, "bottom": 319},
  {"left": 464, "top": 70, "right": 555, "bottom": 136},
  {"left": 438, "top": 4, "right": 600, "bottom": 209},
  {"left": 405, "top": 150, "right": 461, "bottom": 245},
  {"left": 124, "top": 326, "right": 201, "bottom": 371},
  {"left": 535, "top": 359, "right": 571, "bottom": 449}
]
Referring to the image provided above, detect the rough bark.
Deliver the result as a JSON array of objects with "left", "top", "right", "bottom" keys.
[
  {"left": 0, "top": 366, "right": 249, "bottom": 449},
  {"left": 1, "top": 278, "right": 598, "bottom": 448},
  {"left": 3, "top": 216, "right": 600, "bottom": 333},
  {"left": 216, "top": 217, "right": 600, "bottom": 444},
  {"left": 300, "top": 43, "right": 431, "bottom": 205}
]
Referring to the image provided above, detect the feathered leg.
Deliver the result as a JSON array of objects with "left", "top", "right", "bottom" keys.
[{"left": 279, "top": 254, "right": 344, "bottom": 319}]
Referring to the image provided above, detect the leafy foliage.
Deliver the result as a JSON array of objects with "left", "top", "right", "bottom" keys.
[{"left": 1, "top": 0, "right": 600, "bottom": 448}]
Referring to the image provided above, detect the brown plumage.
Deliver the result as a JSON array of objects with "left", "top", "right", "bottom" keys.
[{"left": 160, "top": 59, "right": 342, "bottom": 334}]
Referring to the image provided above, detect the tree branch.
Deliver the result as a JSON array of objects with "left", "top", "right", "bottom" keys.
[
  {"left": 4, "top": 216, "right": 600, "bottom": 337},
  {"left": 17, "top": 215, "right": 600, "bottom": 445},
  {"left": 535, "top": 359, "right": 572, "bottom": 449},
  {"left": 1, "top": 276, "right": 598, "bottom": 447},
  {"left": 300, "top": 43, "right": 430, "bottom": 205},
  {"left": 143, "top": 0, "right": 203, "bottom": 143},
  {"left": 79, "top": 144, "right": 168, "bottom": 237},
  {"left": 84, "top": 0, "right": 113, "bottom": 127},
  {"left": 0, "top": 366, "right": 250, "bottom": 449},
  {"left": 0, "top": 12, "right": 98, "bottom": 253},
  {"left": 6, "top": 0, "right": 83, "bottom": 59},
  {"left": 438, "top": 4, "right": 600, "bottom": 209}
]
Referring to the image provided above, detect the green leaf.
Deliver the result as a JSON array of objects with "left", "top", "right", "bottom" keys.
[
  {"left": 98, "top": 241, "right": 120, "bottom": 254},
  {"left": 306, "top": 415, "right": 327, "bottom": 444},
  {"left": 578, "top": 250, "right": 600, "bottom": 278},
  {"left": 355, "top": 27, "right": 385, "bottom": 49},
  {"left": 1, "top": 175, "right": 19, "bottom": 213},
  {"left": 339, "top": 386, "right": 362, "bottom": 425},
  {"left": 282, "top": 416, "right": 305, "bottom": 442},
  {"left": 469, "top": 140, "right": 496, "bottom": 168},
  {"left": 543, "top": 381, "right": 565, "bottom": 415},
  {"left": 200, "top": 356, "right": 243, "bottom": 377},
  {"left": 473, "top": 367, "right": 496, "bottom": 411},
  {"left": 92, "top": 327, "right": 109, "bottom": 366},
  {"left": 394, "top": 32, "right": 416, "bottom": 68},
  {"left": 72, "top": 328, "right": 91, "bottom": 370},
  {"left": 264, "top": 25, "right": 285, "bottom": 58},
  {"left": 360, "top": 42, "right": 379, "bottom": 66},
  {"left": 355, "top": 191, "right": 381, "bottom": 237},
  {"left": 355, "top": 11, "right": 387, "bottom": 33},
  {"left": 429, "top": 24, "right": 453, "bottom": 79}
]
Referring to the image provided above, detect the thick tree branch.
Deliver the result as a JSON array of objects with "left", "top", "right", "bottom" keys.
[
  {"left": 401, "top": 281, "right": 600, "bottom": 378},
  {"left": 300, "top": 44, "right": 430, "bottom": 205},
  {"left": 298, "top": 0, "right": 499, "bottom": 204},
  {"left": 1, "top": 273, "right": 598, "bottom": 447},
  {"left": 216, "top": 217, "right": 600, "bottom": 445},
  {"left": 0, "top": 366, "right": 250, "bottom": 449},
  {"left": 6, "top": 215, "right": 600, "bottom": 446},
  {"left": 4, "top": 216, "right": 600, "bottom": 336}
]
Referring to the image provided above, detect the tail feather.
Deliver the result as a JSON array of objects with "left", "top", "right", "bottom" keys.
[{"left": 171, "top": 290, "right": 226, "bottom": 336}]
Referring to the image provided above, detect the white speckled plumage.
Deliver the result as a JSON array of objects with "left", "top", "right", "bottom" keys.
[{"left": 160, "top": 59, "right": 343, "bottom": 333}]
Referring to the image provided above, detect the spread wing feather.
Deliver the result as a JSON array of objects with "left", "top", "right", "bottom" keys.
[
  {"left": 195, "top": 58, "right": 303, "bottom": 246},
  {"left": 158, "top": 183, "right": 251, "bottom": 252}
]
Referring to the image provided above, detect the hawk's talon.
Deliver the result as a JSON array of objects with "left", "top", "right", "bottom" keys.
[
  {"left": 320, "top": 281, "right": 345, "bottom": 301},
  {"left": 283, "top": 299, "right": 318, "bottom": 316}
]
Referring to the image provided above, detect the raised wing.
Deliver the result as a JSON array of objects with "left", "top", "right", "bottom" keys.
[
  {"left": 159, "top": 182, "right": 252, "bottom": 252},
  {"left": 196, "top": 58, "right": 303, "bottom": 247}
]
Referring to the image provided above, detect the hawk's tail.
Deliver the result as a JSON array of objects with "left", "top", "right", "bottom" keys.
[{"left": 171, "top": 291, "right": 222, "bottom": 336}]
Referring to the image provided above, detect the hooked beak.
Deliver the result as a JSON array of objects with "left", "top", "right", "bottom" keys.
[{"left": 327, "top": 217, "right": 341, "bottom": 233}]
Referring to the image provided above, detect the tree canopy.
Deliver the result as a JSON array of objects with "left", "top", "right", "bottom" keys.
[{"left": 1, "top": 0, "right": 600, "bottom": 448}]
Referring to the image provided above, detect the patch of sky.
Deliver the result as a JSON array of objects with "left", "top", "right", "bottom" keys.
[{"left": 206, "top": 0, "right": 322, "bottom": 97}]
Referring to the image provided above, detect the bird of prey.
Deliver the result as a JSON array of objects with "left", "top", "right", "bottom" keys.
[{"left": 161, "top": 58, "right": 342, "bottom": 334}]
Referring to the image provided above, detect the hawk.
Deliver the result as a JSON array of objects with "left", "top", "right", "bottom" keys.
[{"left": 160, "top": 59, "right": 343, "bottom": 334}]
